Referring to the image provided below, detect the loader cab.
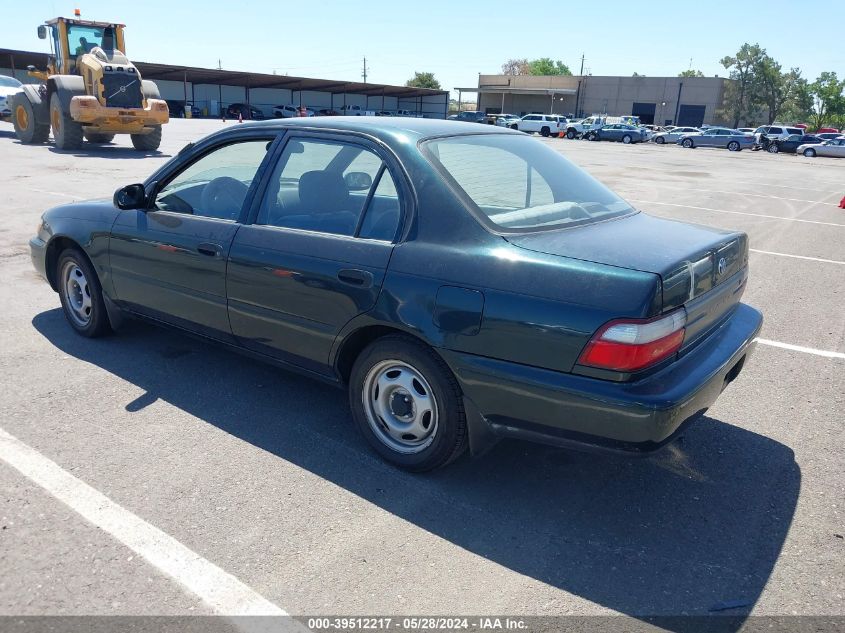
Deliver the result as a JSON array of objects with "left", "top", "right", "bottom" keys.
[{"left": 40, "top": 17, "right": 126, "bottom": 76}]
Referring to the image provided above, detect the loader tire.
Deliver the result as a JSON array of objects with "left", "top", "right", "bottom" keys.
[
  {"left": 12, "top": 96, "right": 50, "bottom": 144},
  {"left": 50, "top": 93, "right": 83, "bottom": 150},
  {"left": 84, "top": 132, "right": 115, "bottom": 144},
  {"left": 131, "top": 127, "right": 162, "bottom": 151}
]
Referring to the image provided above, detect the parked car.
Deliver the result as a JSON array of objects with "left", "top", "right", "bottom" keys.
[
  {"left": 451, "top": 110, "right": 486, "bottom": 123},
  {"left": 584, "top": 123, "right": 648, "bottom": 144},
  {"left": 339, "top": 105, "right": 376, "bottom": 116},
  {"left": 0, "top": 74, "right": 23, "bottom": 122},
  {"left": 736, "top": 128, "right": 755, "bottom": 134},
  {"left": 815, "top": 127, "right": 841, "bottom": 134},
  {"left": 677, "top": 128, "right": 755, "bottom": 151},
  {"left": 495, "top": 114, "right": 522, "bottom": 128},
  {"left": 564, "top": 116, "right": 606, "bottom": 139},
  {"left": 814, "top": 132, "right": 842, "bottom": 141},
  {"left": 165, "top": 100, "right": 202, "bottom": 119},
  {"left": 395, "top": 109, "right": 420, "bottom": 118},
  {"left": 511, "top": 113, "right": 564, "bottom": 137},
  {"left": 752, "top": 124, "right": 805, "bottom": 143},
  {"left": 766, "top": 134, "right": 821, "bottom": 154},
  {"left": 272, "top": 104, "right": 314, "bottom": 118},
  {"left": 316, "top": 108, "right": 339, "bottom": 117},
  {"left": 797, "top": 136, "right": 845, "bottom": 158},
  {"left": 653, "top": 126, "right": 701, "bottom": 144},
  {"left": 29, "top": 118, "right": 761, "bottom": 471},
  {"left": 226, "top": 103, "right": 265, "bottom": 120}
]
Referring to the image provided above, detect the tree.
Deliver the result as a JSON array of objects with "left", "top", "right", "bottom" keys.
[
  {"left": 809, "top": 71, "right": 845, "bottom": 129},
  {"left": 754, "top": 57, "right": 803, "bottom": 124},
  {"left": 527, "top": 58, "right": 572, "bottom": 76},
  {"left": 405, "top": 72, "right": 441, "bottom": 90},
  {"left": 678, "top": 69, "right": 704, "bottom": 77},
  {"left": 501, "top": 58, "right": 529, "bottom": 75},
  {"left": 632, "top": 72, "right": 645, "bottom": 77},
  {"left": 780, "top": 76, "right": 814, "bottom": 123},
  {"left": 719, "top": 43, "right": 766, "bottom": 127}
]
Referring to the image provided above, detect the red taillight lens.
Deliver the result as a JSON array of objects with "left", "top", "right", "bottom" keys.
[{"left": 578, "top": 310, "right": 687, "bottom": 372}]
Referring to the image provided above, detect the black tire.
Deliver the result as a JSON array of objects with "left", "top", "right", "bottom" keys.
[
  {"left": 803, "top": 148, "right": 816, "bottom": 157},
  {"left": 655, "top": 136, "right": 665, "bottom": 144},
  {"left": 566, "top": 129, "right": 576, "bottom": 139},
  {"left": 84, "top": 132, "right": 115, "bottom": 143},
  {"left": 349, "top": 335, "right": 467, "bottom": 472},
  {"left": 510, "top": 124, "right": 518, "bottom": 130},
  {"left": 622, "top": 134, "right": 632, "bottom": 144},
  {"left": 682, "top": 138, "right": 694, "bottom": 148},
  {"left": 49, "top": 92, "right": 84, "bottom": 150},
  {"left": 131, "top": 126, "right": 162, "bottom": 151},
  {"left": 727, "top": 141, "right": 740, "bottom": 152},
  {"left": 56, "top": 248, "right": 111, "bottom": 338},
  {"left": 540, "top": 126, "right": 550, "bottom": 137},
  {"left": 11, "top": 95, "right": 50, "bottom": 144}
]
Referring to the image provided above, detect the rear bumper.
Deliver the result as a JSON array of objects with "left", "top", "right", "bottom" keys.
[
  {"left": 69, "top": 96, "right": 169, "bottom": 133},
  {"left": 442, "top": 303, "right": 763, "bottom": 454}
]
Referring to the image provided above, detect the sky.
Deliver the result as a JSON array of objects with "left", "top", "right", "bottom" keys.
[{"left": 3, "top": 0, "right": 843, "bottom": 98}]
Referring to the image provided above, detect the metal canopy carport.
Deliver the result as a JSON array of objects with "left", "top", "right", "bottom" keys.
[
  {"left": 454, "top": 85, "right": 577, "bottom": 114},
  {"left": 0, "top": 48, "right": 448, "bottom": 115}
]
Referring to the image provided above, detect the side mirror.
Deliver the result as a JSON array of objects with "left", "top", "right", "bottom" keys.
[
  {"left": 37, "top": 25, "right": 47, "bottom": 39},
  {"left": 344, "top": 171, "right": 373, "bottom": 191},
  {"left": 114, "top": 183, "right": 147, "bottom": 210}
]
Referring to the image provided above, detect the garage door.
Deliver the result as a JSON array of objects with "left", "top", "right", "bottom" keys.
[
  {"left": 632, "top": 102, "right": 656, "bottom": 124},
  {"left": 678, "top": 105, "right": 706, "bottom": 127}
]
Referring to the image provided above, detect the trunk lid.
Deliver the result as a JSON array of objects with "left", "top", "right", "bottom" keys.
[{"left": 507, "top": 213, "right": 749, "bottom": 348}]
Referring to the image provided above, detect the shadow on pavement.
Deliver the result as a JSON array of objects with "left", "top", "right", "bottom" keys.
[
  {"left": 47, "top": 145, "right": 171, "bottom": 159},
  {"left": 33, "top": 309, "right": 800, "bottom": 630}
]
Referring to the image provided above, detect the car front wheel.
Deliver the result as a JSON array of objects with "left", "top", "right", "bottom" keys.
[
  {"left": 57, "top": 248, "right": 111, "bottom": 338},
  {"left": 655, "top": 136, "right": 665, "bottom": 144},
  {"left": 682, "top": 138, "right": 694, "bottom": 148},
  {"left": 622, "top": 134, "right": 632, "bottom": 144},
  {"left": 803, "top": 148, "right": 816, "bottom": 157},
  {"left": 349, "top": 335, "right": 467, "bottom": 471},
  {"left": 727, "top": 141, "right": 740, "bottom": 151},
  {"left": 768, "top": 144, "right": 779, "bottom": 153}
]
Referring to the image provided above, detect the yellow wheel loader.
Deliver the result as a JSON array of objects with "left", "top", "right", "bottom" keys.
[{"left": 10, "top": 15, "right": 168, "bottom": 151}]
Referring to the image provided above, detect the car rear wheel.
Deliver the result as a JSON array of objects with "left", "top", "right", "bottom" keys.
[
  {"left": 803, "top": 148, "right": 816, "bottom": 157},
  {"left": 655, "top": 136, "right": 665, "bottom": 144},
  {"left": 510, "top": 124, "right": 518, "bottom": 130},
  {"left": 566, "top": 129, "right": 576, "bottom": 139},
  {"left": 727, "top": 141, "right": 740, "bottom": 151},
  {"left": 56, "top": 248, "right": 111, "bottom": 338},
  {"left": 682, "top": 138, "right": 694, "bottom": 148},
  {"left": 767, "top": 144, "right": 779, "bottom": 153},
  {"left": 622, "top": 134, "right": 632, "bottom": 144},
  {"left": 540, "top": 126, "right": 550, "bottom": 137},
  {"left": 349, "top": 335, "right": 467, "bottom": 471}
]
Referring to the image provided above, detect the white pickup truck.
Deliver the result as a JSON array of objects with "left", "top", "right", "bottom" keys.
[{"left": 339, "top": 105, "right": 376, "bottom": 116}]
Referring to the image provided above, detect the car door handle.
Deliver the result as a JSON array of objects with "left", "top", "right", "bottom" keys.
[
  {"left": 337, "top": 269, "right": 373, "bottom": 288},
  {"left": 197, "top": 242, "right": 223, "bottom": 257}
]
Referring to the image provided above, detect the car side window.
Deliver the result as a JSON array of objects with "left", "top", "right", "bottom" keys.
[
  {"left": 256, "top": 138, "right": 395, "bottom": 238},
  {"left": 153, "top": 140, "right": 270, "bottom": 221}
]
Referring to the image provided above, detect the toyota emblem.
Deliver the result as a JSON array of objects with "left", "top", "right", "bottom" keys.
[{"left": 717, "top": 257, "right": 727, "bottom": 276}]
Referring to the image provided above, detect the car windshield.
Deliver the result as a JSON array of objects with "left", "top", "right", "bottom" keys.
[
  {"left": 422, "top": 133, "right": 635, "bottom": 232},
  {"left": 0, "top": 75, "right": 22, "bottom": 88}
]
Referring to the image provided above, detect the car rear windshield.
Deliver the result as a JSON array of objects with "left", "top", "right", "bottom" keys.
[{"left": 422, "top": 134, "right": 635, "bottom": 232}]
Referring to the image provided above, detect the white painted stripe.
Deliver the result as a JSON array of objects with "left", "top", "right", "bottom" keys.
[
  {"left": 0, "top": 427, "right": 297, "bottom": 622},
  {"left": 750, "top": 249, "right": 845, "bottom": 265},
  {"left": 629, "top": 199, "right": 845, "bottom": 227},
  {"left": 29, "top": 187, "right": 80, "bottom": 200},
  {"left": 756, "top": 339, "right": 845, "bottom": 359}
]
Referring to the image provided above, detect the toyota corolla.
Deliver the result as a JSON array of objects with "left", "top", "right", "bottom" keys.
[{"left": 30, "top": 118, "right": 762, "bottom": 471}]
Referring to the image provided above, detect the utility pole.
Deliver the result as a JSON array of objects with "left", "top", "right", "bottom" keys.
[
  {"left": 218, "top": 59, "right": 222, "bottom": 70},
  {"left": 362, "top": 57, "right": 368, "bottom": 83},
  {"left": 579, "top": 53, "right": 585, "bottom": 76}
]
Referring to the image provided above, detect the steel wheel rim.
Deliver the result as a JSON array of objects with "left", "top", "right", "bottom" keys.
[
  {"left": 62, "top": 261, "right": 92, "bottom": 327},
  {"left": 16, "top": 105, "right": 28, "bottom": 130},
  {"left": 362, "top": 359, "right": 439, "bottom": 454}
]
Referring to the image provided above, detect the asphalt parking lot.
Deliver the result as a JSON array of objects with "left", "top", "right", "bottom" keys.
[{"left": 0, "top": 120, "right": 842, "bottom": 629}]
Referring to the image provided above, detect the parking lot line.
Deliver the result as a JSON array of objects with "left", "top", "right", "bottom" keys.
[
  {"left": 750, "top": 249, "right": 845, "bottom": 265},
  {"left": 629, "top": 199, "right": 845, "bottom": 227},
  {"left": 0, "top": 427, "right": 292, "bottom": 619},
  {"left": 650, "top": 186, "right": 824, "bottom": 205},
  {"left": 756, "top": 339, "right": 845, "bottom": 359}
]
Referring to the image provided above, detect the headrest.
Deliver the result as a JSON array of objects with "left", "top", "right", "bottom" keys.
[{"left": 298, "top": 171, "right": 349, "bottom": 213}]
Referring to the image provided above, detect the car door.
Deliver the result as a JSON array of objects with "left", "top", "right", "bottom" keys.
[
  {"left": 226, "top": 133, "right": 406, "bottom": 375},
  {"left": 820, "top": 139, "right": 845, "bottom": 157},
  {"left": 109, "top": 134, "right": 277, "bottom": 340},
  {"left": 519, "top": 115, "right": 539, "bottom": 132}
]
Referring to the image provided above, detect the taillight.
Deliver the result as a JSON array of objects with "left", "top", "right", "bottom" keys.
[{"left": 578, "top": 309, "right": 687, "bottom": 372}]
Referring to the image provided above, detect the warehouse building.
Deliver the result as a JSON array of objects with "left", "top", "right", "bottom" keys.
[
  {"left": 462, "top": 74, "right": 733, "bottom": 127},
  {"left": 0, "top": 48, "right": 449, "bottom": 119}
]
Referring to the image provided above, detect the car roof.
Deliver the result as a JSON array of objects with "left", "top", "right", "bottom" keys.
[{"left": 232, "top": 116, "right": 515, "bottom": 143}]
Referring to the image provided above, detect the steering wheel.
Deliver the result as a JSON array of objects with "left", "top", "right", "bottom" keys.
[{"left": 199, "top": 177, "right": 250, "bottom": 220}]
